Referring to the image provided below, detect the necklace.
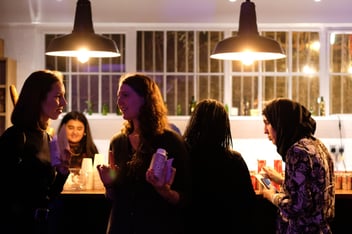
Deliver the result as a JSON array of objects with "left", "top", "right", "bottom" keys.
[
  {"left": 130, "top": 132, "right": 140, "bottom": 137},
  {"left": 70, "top": 143, "right": 82, "bottom": 157},
  {"left": 71, "top": 151, "right": 82, "bottom": 157}
]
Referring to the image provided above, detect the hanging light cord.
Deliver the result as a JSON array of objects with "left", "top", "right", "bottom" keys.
[{"left": 337, "top": 116, "right": 346, "bottom": 172}]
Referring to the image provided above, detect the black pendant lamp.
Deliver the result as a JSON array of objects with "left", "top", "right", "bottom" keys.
[
  {"left": 210, "top": 0, "right": 285, "bottom": 65},
  {"left": 46, "top": 0, "right": 120, "bottom": 63}
]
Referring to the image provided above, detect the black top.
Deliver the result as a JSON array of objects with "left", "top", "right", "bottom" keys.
[
  {"left": 0, "top": 125, "right": 68, "bottom": 234},
  {"left": 107, "top": 129, "right": 190, "bottom": 234},
  {"left": 186, "top": 147, "right": 259, "bottom": 233}
]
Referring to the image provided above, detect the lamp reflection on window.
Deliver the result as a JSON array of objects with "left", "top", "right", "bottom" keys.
[
  {"left": 303, "top": 65, "right": 316, "bottom": 74},
  {"left": 310, "top": 41, "right": 320, "bottom": 51},
  {"left": 348, "top": 66, "right": 352, "bottom": 74}
]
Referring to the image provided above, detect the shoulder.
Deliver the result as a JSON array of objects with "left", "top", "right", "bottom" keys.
[
  {"left": 290, "top": 138, "right": 315, "bottom": 155},
  {"left": 154, "top": 129, "right": 188, "bottom": 158},
  {"left": 0, "top": 126, "right": 26, "bottom": 153},
  {"left": 0, "top": 125, "right": 24, "bottom": 142},
  {"left": 223, "top": 149, "right": 251, "bottom": 170},
  {"left": 161, "top": 129, "right": 187, "bottom": 148},
  {"left": 163, "top": 128, "right": 182, "bottom": 140},
  {"left": 226, "top": 149, "right": 245, "bottom": 162},
  {"left": 228, "top": 149, "right": 242, "bottom": 158},
  {"left": 110, "top": 131, "right": 127, "bottom": 142}
]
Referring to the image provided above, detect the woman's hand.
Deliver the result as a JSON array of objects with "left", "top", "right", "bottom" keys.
[
  {"left": 262, "top": 166, "right": 284, "bottom": 184},
  {"left": 262, "top": 185, "right": 276, "bottom": 201},
  {"left": 146, "top": 166, "right": 179, "bottom": 204},
  {"left": 57, "top": 124, "right": 70, "bottom": 157},
  {"left": 50, "top": 129, "right": 71, "bottom": 168},
  {"left": 96, "top": 164, "right": 119, "bottom": 187},
  {"left": 146, "top": 165, "right": 176, "bottom": 188}
]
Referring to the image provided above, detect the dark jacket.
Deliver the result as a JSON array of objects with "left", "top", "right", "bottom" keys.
[
  {"left": 186, "top": 147, "right": 258, "bottom": 233},
  {"left": 0, "top": 125, "right": 68, "bottom": 234}
]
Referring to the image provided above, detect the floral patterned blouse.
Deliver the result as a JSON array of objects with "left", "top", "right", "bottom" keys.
[{"left": 274, "top": 137, "right": 335, "bottom": 234}]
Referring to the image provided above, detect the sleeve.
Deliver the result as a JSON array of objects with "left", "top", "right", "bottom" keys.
[
  {"left": 0, "top": 126, "right": 26, "bottom": 187},
  {"left": 278, "top": 145, "right": 312, "bottom": 219},
  {"left": 0, "top": 126, "right": 26, "bottom": 166},
  {"left": 48, "top": 171, "right": 69, "bottom": 199}
]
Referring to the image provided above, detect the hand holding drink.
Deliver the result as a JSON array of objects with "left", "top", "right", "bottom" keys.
[{"left": 146, "top": 148, "right": 175, "bottom": 187}]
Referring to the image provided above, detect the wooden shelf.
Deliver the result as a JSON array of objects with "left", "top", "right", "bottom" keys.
[
  {"left": 61, "top": 189, "right": 105, "bottom": 195},
  {"left": 0, "top": 58, "right": 16, "bottom": 135},
  {"left": 255, "top": 189, "right": 352, "bottom": 197}
]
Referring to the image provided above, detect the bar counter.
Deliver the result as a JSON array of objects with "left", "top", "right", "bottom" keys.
[{"left": 56, "top": 189, "right": 352, "bottom": 234}]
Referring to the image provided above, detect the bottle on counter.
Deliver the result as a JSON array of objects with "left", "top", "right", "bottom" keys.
[
  {"left": 242, "top": 99, "right": 250, "bottom": 116},
  {"left": 317, "top": 96, "right": 325, "bottom": 116},
  {"left": 189, "top": 96, "right": 196, "bottom": 114}
]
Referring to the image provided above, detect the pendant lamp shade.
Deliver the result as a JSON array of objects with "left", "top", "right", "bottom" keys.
[
  {"left": 45, "top": 0, "right": 120, "bottom": 63},
  {"left": 210, "top": 0, "right": 285, "bottom": 64}
]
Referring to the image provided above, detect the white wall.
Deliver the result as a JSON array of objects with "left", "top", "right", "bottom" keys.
[{"left": 50, "top": 114, "right": 352, "bottom": 171}]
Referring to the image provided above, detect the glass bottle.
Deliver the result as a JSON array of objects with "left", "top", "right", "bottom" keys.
[
  {"left": 317, "top": 96, "right": 325, "bottom": 116},
  {"left": 189, "top": 96, "right": 196, "bottom": 114}
]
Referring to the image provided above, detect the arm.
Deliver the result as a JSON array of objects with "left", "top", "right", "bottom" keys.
[
  {"left": 146, "top": 166, "right": 180, "bottom": 204},
  {"left": 147, "top": 131, "right": 191, "bottom": 206},
  {"left": 266, "top": 145, "right": 314, "bottom": 219}
]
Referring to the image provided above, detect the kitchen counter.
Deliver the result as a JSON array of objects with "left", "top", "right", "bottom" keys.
[
  {"left": 62, "top": 188, "right": 352, "bottom": 195},
  {"left": 57, "top": 189, "right": 352, "bottom": 234}
]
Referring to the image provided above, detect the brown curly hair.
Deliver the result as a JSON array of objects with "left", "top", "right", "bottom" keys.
[{"left": 117, "top": 73, "right": 169, "bottom": 175}]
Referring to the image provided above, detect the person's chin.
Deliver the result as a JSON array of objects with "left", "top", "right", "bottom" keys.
[
  {"left": 122, "top": 114, "right": 129, "bottom": 120},
  {"left": 50, "top": 113, "right": 60, "bottom": 120}
]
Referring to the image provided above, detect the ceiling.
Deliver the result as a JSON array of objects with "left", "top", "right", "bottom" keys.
[{"left": 0, "top": 0, "right": 352, "bottom": 25}]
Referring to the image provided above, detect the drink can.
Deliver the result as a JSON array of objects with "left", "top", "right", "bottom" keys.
[
  {"left": 257, "top": 159, "right": 266, "bottom": 173},
  {"left": 149, "top": 148, "right": 167, "bottom": 180}
]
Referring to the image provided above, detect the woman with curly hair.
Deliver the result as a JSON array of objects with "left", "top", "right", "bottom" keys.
[{"left": 97, "top": 73, "right": 190, "bottom": 234}]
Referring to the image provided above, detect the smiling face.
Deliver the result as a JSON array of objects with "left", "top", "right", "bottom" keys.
[
  {"left": 65, "top": 119, "right": 85, "bottom": 144},
  {"left": 117, "top": 83, "right": 145, "bottom": 122},
  {"left": 41, "top": 81, "right": 67, "bottom": 121},
  {"left": 263, "top": 116, "right": 277, "bottom": 145}
]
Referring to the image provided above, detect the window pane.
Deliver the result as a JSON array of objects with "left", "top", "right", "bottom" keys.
[
  {"left": 330, "top": 75, "right": 352, "bottom": 114},
  {"left": 165, "top": 75, "right": 193, "bottom": 115},
  {"left": 102, "top": 74, "right": 120, "bottom": 114},
  {"left": 262, "top": 31, "right": 288, "bottom": 72},
  {"left": 262, "top": 75, "right": 288, "bottom": 101},
  {"left": 198, "top": 75, "right": 224, "bottom": 102},
  {"left": 292, "top": 32, "right": 320, "bottom": 73},
  {"left": 199, "top": 31, "right": 224, "bottom": 73},
  {"left": 330, "top": 33, "right": 352, "bottom": 73},
  {"left": 137, "top": 31, "right": 164, "bottom": 72},
  {"left": 232, "top": 76, "right": 258, "bottom": 116},
  {"left": 292, "top": 75, "right": 319, "bottom": 114},
  {"left": 166, "top": 31, "right": 194, "bottom": 72}
]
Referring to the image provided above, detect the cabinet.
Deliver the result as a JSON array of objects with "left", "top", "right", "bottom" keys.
[{"left": 0, "top": 58, "right": 16, "bottom": 135}]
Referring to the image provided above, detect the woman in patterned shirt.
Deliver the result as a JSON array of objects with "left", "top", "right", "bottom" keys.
[{"left": 261, "top": 98, "right": 335, "bottom": 234}]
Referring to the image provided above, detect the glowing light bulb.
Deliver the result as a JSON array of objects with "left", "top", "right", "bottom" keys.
[
  {"left": 77, "top": 48, "right": 90, "bottom": 63},
  {"left": 240, "top": 52, "right": 254, "bottom": 65}
]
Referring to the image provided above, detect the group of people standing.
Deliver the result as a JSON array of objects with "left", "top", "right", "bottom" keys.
[{"left": 0, "top": 70, "right": 335, "bottom": 234}]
